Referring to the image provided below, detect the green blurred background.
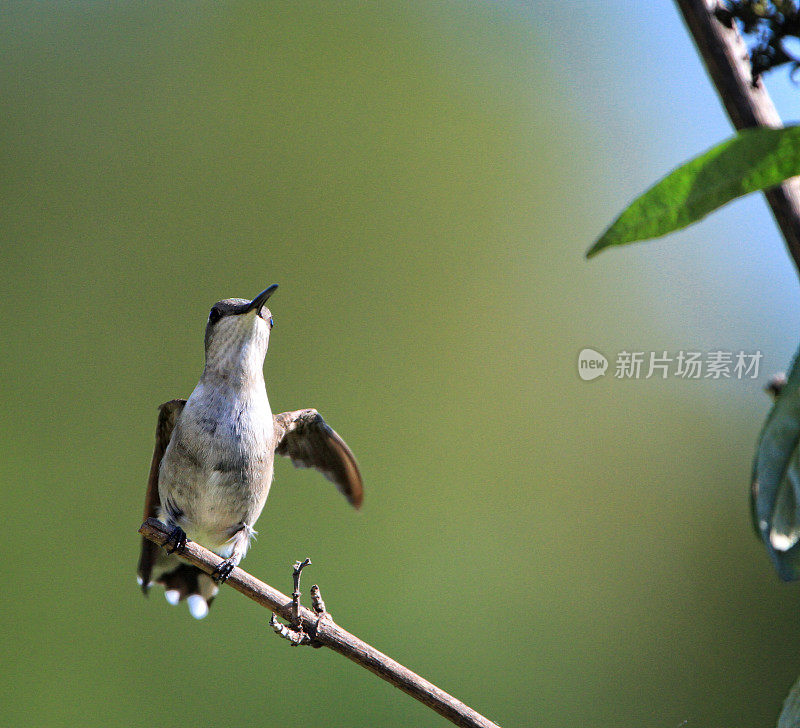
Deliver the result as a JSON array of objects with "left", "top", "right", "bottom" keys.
[{"left": 4, "top": 2, "right": 800, "bottom": 726}]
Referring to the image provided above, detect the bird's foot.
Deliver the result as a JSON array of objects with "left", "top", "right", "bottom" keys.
[
  {"left": 269, "top": 559, "right": 330, "bottom": 648},
  {"left": 164, "top": 525, "right": 187, "bottom": 555},
  {"left": 211, "top": 558, "right": 236, "bottom": 584}
]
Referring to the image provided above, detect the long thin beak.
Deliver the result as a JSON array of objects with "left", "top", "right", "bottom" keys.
[{"left": 244, "top": 284, "right": 278, "bottom": 315}]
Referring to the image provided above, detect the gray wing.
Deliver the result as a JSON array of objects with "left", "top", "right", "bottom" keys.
[
  {"left": 137, "top": 399, "right": 186, "bottom": 591},
  {"left": 273, "top": 409, "right": 363, "bottom": 509}
]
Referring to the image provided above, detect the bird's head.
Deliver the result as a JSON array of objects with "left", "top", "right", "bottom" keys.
[{"left": 203, "top": 284, "right": 278, "bottom": 375}]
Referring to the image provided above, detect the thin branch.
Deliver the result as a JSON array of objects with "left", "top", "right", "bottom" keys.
[
  {"left": 290, "top": 558, "right": 311, "bottom": 629},
  {"left": 139, "top": 518, "right": 502, "bottom": 728},
  {"left": 675, "top": 0, "right": 800, "bottom": 274},
  {"left": 269, "top": 558, "right": 321, "bottom": 647}
]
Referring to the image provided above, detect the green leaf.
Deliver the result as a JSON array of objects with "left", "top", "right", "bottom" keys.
[
  {"left": 753, "top": 344, "right": 800, "bottom": 581},
  {"left": 588, "top": 125, "right": 800, "bottom": 258},
  {"left": 778, "top": 675, "right": 800, "bottom": 728}
]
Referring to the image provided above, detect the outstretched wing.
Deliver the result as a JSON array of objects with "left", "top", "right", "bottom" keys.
[
  {"left": 273, "top": 409, "right": 363, "bottom": 509},
  {"left": 137, "top": 399, "right": 186, "bottom": 591}
]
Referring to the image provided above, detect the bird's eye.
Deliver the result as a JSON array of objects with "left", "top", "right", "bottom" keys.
[
  {"left": 208, "top": 307, "right": 222, "bottom": 325},
  {"left": 269, "top": 316, "right": 274, "bottom": 329}
]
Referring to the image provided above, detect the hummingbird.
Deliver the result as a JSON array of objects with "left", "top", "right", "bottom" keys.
[{"left": 137, "top": 284, "right": 363, "bottom": 619}]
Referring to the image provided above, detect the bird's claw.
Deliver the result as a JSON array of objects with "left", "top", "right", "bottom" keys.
[
  {"left": 212, "top": 558, "right": 236, "bottom": 584},
  {"left": 164, "top": 525, "right": 187, "bottom": 555}
]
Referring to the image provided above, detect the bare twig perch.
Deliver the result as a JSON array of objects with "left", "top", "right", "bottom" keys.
[
  {"left": 675, "top": 0, "right": 800, "bottom": 273},
  {"left": 268, "top": 558, "right": 323, "bottom": 647},
  {"left": 139, "top": 518, "right": 502, "bottom": 728}
]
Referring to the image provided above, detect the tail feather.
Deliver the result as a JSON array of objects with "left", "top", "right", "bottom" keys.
[
  {"left": 157, "top": 563, "right": 218, "bottom": 618},
  {"left": 140, "top": 559, "right": 218, "bottom": 619},
  {"left": 158, "top": 563, "right": 201, "bottom": 598}
]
